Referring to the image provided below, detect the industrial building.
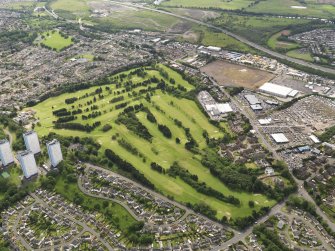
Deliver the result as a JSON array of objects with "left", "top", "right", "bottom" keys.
[
  {"left": 244, "top": 94, "right": 263, "bottom": 111},
  {"left": 271, "top": 133, "right": 289, "bottom": 144},
  {"left": 0, "top": 139, "right": 14, "bottom": 166},
  {"left": 258, "top": 82, "right": 299, "bottom": 98},
  {"left": 47, "top": 139, "right": 63, "bottom": 167},
  {"left": 205, "top": 103, "right": 233, "bottom": 115},
  {"left": 17, "top": 150, "right": 38, "bottom": 179},
  {"left": 23, "top": 131, "right": 41, "bottom": 154}
]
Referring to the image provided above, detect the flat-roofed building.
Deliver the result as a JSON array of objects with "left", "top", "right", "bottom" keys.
[
  {"left": 271, "top": 133, "right": 289, "bottom": 144},
  {"left": 259, "top": 82, "right": 298, "bottom": 98},
  {"left": 0, "top": 139, "right": 14, "bottom": 166},
  {"left": 47, "top": 139, "right": 63, "bottom": 167},
  {"left": 23, "top": 131, "right": 41, "bottom": 154},
  {"left": 17, "top": 150, "right": 38, "bottom": 179}
]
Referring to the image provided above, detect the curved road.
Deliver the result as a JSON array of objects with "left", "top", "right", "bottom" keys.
[{"left": 109, "top": 1, "right": 335, "bottom": 76}]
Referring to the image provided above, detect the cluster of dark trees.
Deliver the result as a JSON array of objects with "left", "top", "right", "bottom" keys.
[
  {"left": 150, "top": 162, "right": 165, "bottom": 174},
  {"left": 117, "top": 138, "right": 140, "bottom": 156},
  {"left": 65, "top": 97, "right": 78, "bottom": 104},
  {"left": 82, "top": 111, "right": 101, "bottom": 120},
  {"left": 110, "top": 96, "right": 124, "bottom": 104},
  {"left": 173, "top": 118, "right": 198, "bottom": 151},
  {"left": 144, "top": 108, "right": 156, "bottom": 123},
  {"left": 253, "top": 224, "right": 292, "bottom": 251},
  {"left": 0, "top": 179, "right": 29, "bottom": 216},
  {"left": 158, "top": 124, "right": 172, "bottom": 139},
  {"left": 105, "top": 149, "right": 154, "bottom": 189},
  {"left": 116, "top": 112, "right": 152, "bottom": 142},
  {"left": 55, "top": 121, "right": 101, "bottom": 132},
  {"left": 53, "top": 108, "right": 71, "bottom": 117},
  {"left": 202, "top": 150, "right": 296, "bottom": 201},
  {"left": 0, "top": 115, "right": 25, "bottom": 151},
  {"left": 55, "top": 115, "right": 76, "bottom": 123},
  {"left": 168, "top": 162, "right": 240, "bottom": 206},
  {"left": 115, "top": 102, "right": 128, "bottom": 110},
  {"left": 102, "top": 124, "right": 112, "bottom": 132},
  {"left": 186, "top": 202, "right": 217, "bottom": 220}
]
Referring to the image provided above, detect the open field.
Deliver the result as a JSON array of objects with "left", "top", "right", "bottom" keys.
[
  {"left": 286, "top": 49, "right": 314, "bottom": 62},
  {"left": 97, "top": 9, "right": 185, "bottom": 32},
  {"left": 30, "top": 65, "right": 275, "bottom": 220},
  {"left": 212, "top": 13, "right": 311, "bottom": 45},
  {"left": 38, "top": 30, "right": 73, "bottom": 51},
  {"left": 161, "top": 0, "right": 255, "bottom": 10},
  {"left": 51, "top": 0, "right": 90, "bottom": 17},
  {"left": 267, "top": 31, "right": 300, "bottom": 51},
  {"left": 201, "top": 60, "right": 275, "bottom": 89},
  {"left": 246, "top": 0, "right": 335, "bottom": 18},
  {"left": 179, "top": 26, "right": 255, "bottom": 53}
]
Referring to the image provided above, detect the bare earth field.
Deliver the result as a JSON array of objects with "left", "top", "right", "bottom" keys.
[{"left": 201, "top": 60, "right": 275, "bottom": 89}]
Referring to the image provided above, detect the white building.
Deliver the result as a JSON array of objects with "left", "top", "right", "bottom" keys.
[
  {"left": 23, "top": 131, "right": 41, "bottom": 154},
  {"left": 258, "top": 82, "right": 298, "bottom": 98},
  {"left": 0, "top": 139, "right": 14, "bottom": 166},
  {"left": 17, "top": 151, "right": 38, "bottom": 179},
  {"left": 47, "top": 139, "right": 63, "bottom": 167},
  {"left": 271, "top": 133, "right": 289, "bottom": 144}
]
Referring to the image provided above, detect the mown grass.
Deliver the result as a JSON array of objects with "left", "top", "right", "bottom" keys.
[
  {"left": 31, "top": 64, "right": 275, "bottom": 219},
  {"left": 39, "top": 30, "right": 73, "bottom": 51}
]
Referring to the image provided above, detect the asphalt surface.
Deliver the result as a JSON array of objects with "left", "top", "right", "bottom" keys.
[{"left": 109, "top": 0, "right": 335, "bottom": 76}]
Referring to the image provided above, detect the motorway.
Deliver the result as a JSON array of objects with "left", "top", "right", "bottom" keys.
[{"left": 109, "top": 0, "right": 335, "bottom": 76}]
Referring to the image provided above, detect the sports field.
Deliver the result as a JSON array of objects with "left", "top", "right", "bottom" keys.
[
  {"left": 31, "top": 65, "right": 275, "bottom": 220},
  {"left": 201, "top": 60, "right": 275, "bottom": 89},
  {"left": 39, "top": 30, "right": 73, "bottom": 51}
]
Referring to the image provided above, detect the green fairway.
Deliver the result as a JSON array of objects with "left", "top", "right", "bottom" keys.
[
  {"left": 38, "top": 30, "right": 73, "bottom": 52},
  {"left": 161, "top": 0, "right": 254, "bottom": 10},
  {"left": 31, "top": 64, "right": 275, "bottom": 220}
]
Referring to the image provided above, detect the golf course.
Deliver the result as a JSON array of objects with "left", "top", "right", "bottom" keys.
[{"left": 30, "top": 64, "right": 275, "bottom": 220}]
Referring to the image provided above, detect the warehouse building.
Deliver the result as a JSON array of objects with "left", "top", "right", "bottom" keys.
[
  {"left": 258, "top": 82, "right": 298, "bottom": 98},
  {"left": 18, "top": 150, "right": 38, "bottom": 179},
  {"left": 23, "top": 131, "right": 41, "bottom": 154},
  {"left": 0, "top": 139, "right": 14, "bottom": 166},
  {"left": 244, "top": 94, "right": 263, "bottom": 111},
  {"left": 47, "top": 139, "right": 63, "bottom": 167},
  {"left": 205, "top": 103, "right": 233, "bottom": 115},
  {"left": 271, "top": 133, "right": 289, "bottom": 144}
]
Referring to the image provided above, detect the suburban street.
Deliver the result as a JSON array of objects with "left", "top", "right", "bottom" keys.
[
  {"left": 109, "top": 0, "right": 335, "bottom": 76},
  {"left": 29, "top": 193, "right": 114, "bottom": 251}
]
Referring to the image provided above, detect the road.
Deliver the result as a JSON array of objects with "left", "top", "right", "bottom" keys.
[
  {"left": 208, "top": 77, "right": 335, "bottom": 242},
  {"left": 108, "top": 0, "right": 335, "bottom": 76},
  {"left": 84, "top": 163, "right": 229, "bottom": 229}
]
